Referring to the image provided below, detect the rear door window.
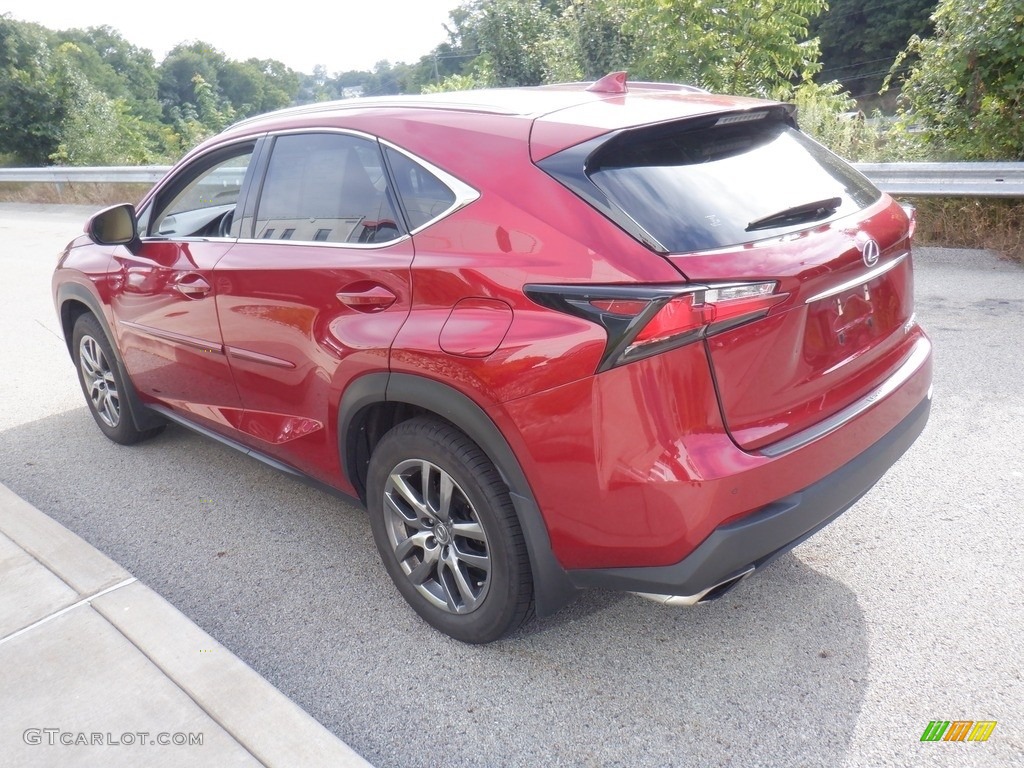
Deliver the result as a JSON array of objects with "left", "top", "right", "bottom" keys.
[
  {"left": 586, "top": 114, "right": 880, "bottom": 253},
  {"left": 253, "top": 133, "right": 402, "bottom": 245}
]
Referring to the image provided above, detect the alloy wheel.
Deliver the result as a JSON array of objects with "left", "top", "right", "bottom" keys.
[
  {"left": 79, "top": 335, "right": 120, "bottom": 428},
  {"left": 382, "top": 458, "right": 491, "bottom": 614}
]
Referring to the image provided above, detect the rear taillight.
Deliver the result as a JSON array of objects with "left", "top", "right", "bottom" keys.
[{"left": 525, "top": 281, "right": 787, "bottom": 371}]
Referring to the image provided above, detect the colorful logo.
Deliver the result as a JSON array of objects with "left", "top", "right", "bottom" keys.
[{"left": 920, "top": 721, "right": 997, "bottom": 742}]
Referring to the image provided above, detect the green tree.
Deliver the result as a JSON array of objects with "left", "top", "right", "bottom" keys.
[
  {"left": 158, "top": 41, "right": 225, "bottom": 112},
  {"left": 476, "top": 0, "right": 560, "bottom": 86},
  {"left": 811, "top": 0, "right": 934, "bottom": 97},
  {"left": 53, "top": 26, "right": 161, "bottom": 121},
  {"left": 788, "top": 80, "right": 924, "bottom": 162},
  {"left": 0, "top": 16, "right": 67, "bottom": 164},
  {"left": 165, "top": 74, "right": 236, "bottom": 152},
  {"left": 50, "top": 87, "right": 155, "bottom": 166},
  {"left": 892, "top": 0, "right": 1024, "bottom": 159},
  {"left": 219, "top": 59, "right": 266, "bottom": 116},
  {"left": 624, "top": 0, "right": 826, "bottom": 98},
  {"left": 569, "top": 0, "right": 637, "bottom": 80},
  {"left": 253, "top": 58, "right": 300, "bottom": 111}
]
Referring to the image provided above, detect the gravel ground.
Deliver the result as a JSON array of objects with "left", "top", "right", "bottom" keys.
[{"left": 1, "top": 203, "right": 1021, "bottom": 767}]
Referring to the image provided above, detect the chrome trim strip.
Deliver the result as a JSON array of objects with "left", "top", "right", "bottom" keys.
[
  {"left": 118, "top": 320, "right": 223, "bottom": 354},
  {"left": 758, "top": 336, "right": 931, "bottom": 458},
  {"left": 265, "top": 126, "right": 379, "bottom": 143},
  {"left": 804, "top": 252, "right": 908, "bottom": 304},
  {"left": 226, "top": 346, "right": 296, "bottom": 369},
  {"left": 231, "top": 233, "right": 412, "bottom": 250}
]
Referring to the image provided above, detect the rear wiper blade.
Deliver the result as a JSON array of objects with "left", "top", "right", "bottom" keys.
[{"left": 746, "top": 196, "right": 842, "bottom": 232}]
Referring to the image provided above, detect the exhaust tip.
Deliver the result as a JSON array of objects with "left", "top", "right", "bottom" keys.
[{"left": 631, "top": 567, "right": 755, "bottom": 607}]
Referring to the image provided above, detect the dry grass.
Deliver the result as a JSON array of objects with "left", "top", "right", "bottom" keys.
[
  {"left": 2, "top": 183, "right": 1022, "bottom": 264},
  {"left": 0, "top": 182, "right": 151, "bottom": 206},
  {"left": 909, "top": 197, "right": 1024, "bottom": 264}
]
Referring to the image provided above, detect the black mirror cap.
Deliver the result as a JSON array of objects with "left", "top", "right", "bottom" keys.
[{"left": 86, "top": 204, "right": 138, "bottom": 247}]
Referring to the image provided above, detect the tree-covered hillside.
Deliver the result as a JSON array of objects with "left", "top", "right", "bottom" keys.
[{"left": 2, "top": 0, "right": 1020, "bottom": 166}]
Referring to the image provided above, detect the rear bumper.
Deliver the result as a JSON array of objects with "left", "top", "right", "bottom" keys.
[{"left": 565, "top": 390, "right": 931, "bottom": 598}]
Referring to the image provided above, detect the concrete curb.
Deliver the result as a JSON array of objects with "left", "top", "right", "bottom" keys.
[{"left": 0, "top": 483, "right": 371, "bottom": 767}]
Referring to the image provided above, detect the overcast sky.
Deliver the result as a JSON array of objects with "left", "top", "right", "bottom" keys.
[{"left": 3, "top": 0, "right": 462, "bottom": 74}]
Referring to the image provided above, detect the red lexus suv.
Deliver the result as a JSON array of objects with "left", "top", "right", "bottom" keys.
[{"left": 53, "top": 73, "right": 932, "bottom": 643}]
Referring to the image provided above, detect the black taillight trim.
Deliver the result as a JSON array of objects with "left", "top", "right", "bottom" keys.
[
  {"left": 525, "top": 281, "right": 782, "bottom": 372},
  {"left": 525, "top": 283, "right": 705, "bottom": 372}
]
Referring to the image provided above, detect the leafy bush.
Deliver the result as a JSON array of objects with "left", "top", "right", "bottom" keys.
[{"left": 891, "top": 0, "right": 1024, "bottom": 160}]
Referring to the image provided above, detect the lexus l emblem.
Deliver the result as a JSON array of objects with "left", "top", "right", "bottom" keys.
[{"left": 861, "top": 239, "right": 880, "bottom": 267}]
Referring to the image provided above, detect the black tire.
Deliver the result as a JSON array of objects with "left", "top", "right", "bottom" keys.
[
  {"left": 367, "top": 417, "right": 534, "bottom": 643},
  {"left": 72, "top": 314, "right": 164, "bottom": 446}
]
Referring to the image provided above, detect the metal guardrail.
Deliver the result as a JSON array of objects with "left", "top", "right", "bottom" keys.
[
  {"left": 852, "top": 162, "right": 1024, "bottom": 198},
  {"left": 1, "top": 162, "right": 1023, "bottom": 198},
  {"left": 0, "top": 166, "right": 170, "bottom": 184}
]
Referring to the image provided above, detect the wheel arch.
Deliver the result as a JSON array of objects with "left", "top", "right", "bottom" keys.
[
  {"left": 57, "top": 284, "right": 105, "bottom": 358},
  {"left": 56, "top": 282, "right": 165, "bottom": 432},
  {"left": 338, "top": 372, "right": 577, "bottom": 618}
]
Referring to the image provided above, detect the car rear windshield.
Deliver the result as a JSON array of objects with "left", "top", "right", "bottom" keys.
[{"left": 586, "top": 113, "right": 881, "bottom": 253}]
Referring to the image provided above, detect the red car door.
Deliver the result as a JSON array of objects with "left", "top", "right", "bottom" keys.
[
  {"left": 110, "top": 144, "right": 255, "bottom": 429},
  {"left": 213, "top": 132, "right": 414, "bottom": 489}
]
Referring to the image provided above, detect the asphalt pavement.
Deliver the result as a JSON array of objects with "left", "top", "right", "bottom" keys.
[{"left": 1, "top": 203, "right": 1021, "bottom": 767}]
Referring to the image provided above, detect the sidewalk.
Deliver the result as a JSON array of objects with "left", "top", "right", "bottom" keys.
[{"left": 0, "top": 482, "right": 372, "bottom": 768}]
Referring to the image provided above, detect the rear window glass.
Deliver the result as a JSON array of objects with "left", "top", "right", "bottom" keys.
[{"left": 587, "top": 116, "right": 880, "bottom": 253}]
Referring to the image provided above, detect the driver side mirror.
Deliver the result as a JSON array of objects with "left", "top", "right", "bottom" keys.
[{"left": 86, "top": 204, "right": 139, "bottom": 248}]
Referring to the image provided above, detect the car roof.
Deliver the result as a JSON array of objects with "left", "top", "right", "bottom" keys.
[
  {"left": 200, "top": 77, "right": 782, "bottom": 164},
  {"left": 229, "top": 81, "right": 709, "bottom": 127}
]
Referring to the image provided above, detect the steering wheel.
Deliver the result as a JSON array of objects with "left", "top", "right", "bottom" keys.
[{"left": 218, "top": 209, "right": 235, "bottom": 238}]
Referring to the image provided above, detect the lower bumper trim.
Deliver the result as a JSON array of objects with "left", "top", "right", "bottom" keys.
[{"left": 567, "top": 392, "right": 931, "bottom": 598}]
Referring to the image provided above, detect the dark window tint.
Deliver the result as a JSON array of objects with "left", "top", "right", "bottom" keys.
[
  {"left": 255, "top": 133, "right": 402, "bottom": 244},
  {"left": 385, "top": 147, "right": 456, "bottom": 229},
  {"left": 588, "top": 116, "right": 881, "bottom": 253}
]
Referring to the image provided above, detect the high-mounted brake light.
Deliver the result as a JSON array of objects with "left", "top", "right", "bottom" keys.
[
  {"left": 526, "top": 281, "right": 787, "bottom": 371},
  {"left": 714, "top": 111, "right": 769, "bottom": 126}
]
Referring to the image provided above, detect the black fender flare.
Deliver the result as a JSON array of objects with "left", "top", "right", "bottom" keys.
[
  {"left": 55, "top": 282, "right": 165, "bottom": 432},
  {"left": 338, "top": 372, "right": 577, "bottom": 618}
]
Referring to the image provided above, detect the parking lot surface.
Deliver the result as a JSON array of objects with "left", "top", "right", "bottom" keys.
[{"left": 1, "top": 203, "right": 1021, "bottom": 766}]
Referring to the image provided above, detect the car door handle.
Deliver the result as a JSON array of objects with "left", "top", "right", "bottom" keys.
[
  {"left": 336, "top": 285, "right": 397, "bottom": 312},
  {"left": 174, "top": 274, "right": 211, "bottom": 298}
]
